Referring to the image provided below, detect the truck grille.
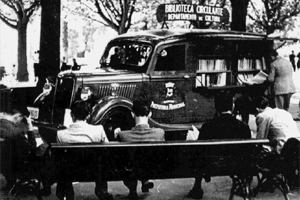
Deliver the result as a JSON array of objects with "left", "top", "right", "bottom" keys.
[{"left": 98, "top": 84, "right": 136, "bottom": 99}]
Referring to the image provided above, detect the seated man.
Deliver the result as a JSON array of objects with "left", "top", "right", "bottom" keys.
[
  {"left": 254, "top": 96, "right": 300, "bottom": 154},
  {"left": 253, "top": 96, "right": 300, "bottom": 193},
  {"left": 56, "top": 100, "right": 112, "bottom": 200},
  {"left": 110, "top": 48, "right": 121, "bottom": 68},
  {"left": 0, "top": 104, "right": 36, "bottom": 191},
  {"left": 117, "top": 100, "right": 165, "bottom": 199},
  {"left": 1, "top": 103, "right": 56, "bottom": 196},
  {"left": 188, "top": 91, "right": 252, "bottom": 199}
]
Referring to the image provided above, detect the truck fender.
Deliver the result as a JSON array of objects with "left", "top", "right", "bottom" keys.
[
  {"left": 88, "top": 96, "right": 133, "bottom": 125},
  {"left": 87, "top": 96, "right": 134, "bottom": 141}
]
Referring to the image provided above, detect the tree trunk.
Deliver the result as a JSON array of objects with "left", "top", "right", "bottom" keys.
[
  {"left": 39, "top": 0, "right": 61, "bottom": 79},
  {"left": 118, "top": 26, "right": 126, "bottom": 35},
  {"left": 230, "top": 0, "right": 249, "bottom": 31},
  {"left": 62, "top": 21, "right": 68, "bottom": 59},
  {"left": 17, "top": 22, "right": 29, "bottom": 82}
]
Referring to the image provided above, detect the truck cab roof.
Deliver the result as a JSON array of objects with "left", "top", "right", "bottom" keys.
[{"left": 111, "top": 29, "right": 268, "bottom": 44}]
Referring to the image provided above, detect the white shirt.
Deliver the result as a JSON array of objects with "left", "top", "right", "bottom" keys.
[
  {"left": 57, "top": 121, "right": 109, "bottom": 143},
  {"left": 256, "top": 107, "right": 300, "bottom": 140}
]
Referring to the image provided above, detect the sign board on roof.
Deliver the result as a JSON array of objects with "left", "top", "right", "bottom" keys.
[{"left": 156, "top": 4, "right": 229, "bottom": 23}]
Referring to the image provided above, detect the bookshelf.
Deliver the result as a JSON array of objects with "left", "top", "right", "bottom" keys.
[
  {"left": 237, "top": 56, "right": 267, "bottom": 85},
  {"left": 237, "top": 57, "right": 266, "bottom": 71},
  {"left": 198, "top": 59, "right": 228, "bottom": 71},
  {"left": 194, "top": 40, "right": 269, "bottom": 88},
  {"left": 196, "top": 72, "right": 228, "bottom": 87},
  {"left": 196, "top": 59, "right": 230, "bottom": 87}
]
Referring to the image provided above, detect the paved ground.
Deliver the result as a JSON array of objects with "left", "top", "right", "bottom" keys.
[
  {"left": 1, "top": 174, "right": 300, "bottom": 200},
  {"left": 1, "top": 71, "right": 299, "bottom": 200}
]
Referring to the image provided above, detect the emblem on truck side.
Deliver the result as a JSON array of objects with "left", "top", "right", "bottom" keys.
[{"left": 151, "top": 82, "right": 185, "bottom": 110}]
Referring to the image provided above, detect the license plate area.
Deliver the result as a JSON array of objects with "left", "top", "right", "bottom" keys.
[{"left": 27, "top": 107, "right": 39, "bottom": 119}]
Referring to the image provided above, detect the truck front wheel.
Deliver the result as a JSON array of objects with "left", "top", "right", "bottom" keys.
[{"left": 99, "top": 107, "right": 134, "bottom": 141}]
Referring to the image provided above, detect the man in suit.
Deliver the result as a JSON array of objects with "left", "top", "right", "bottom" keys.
[
  {"left": 268, "top": 50, "right": 296, "bottom": 111},
  {"left": 118, "top": 100, "right": 165, "bottom": 199},
  {"left": 188, "top": 91, "right": 251, "bottom": 199}
]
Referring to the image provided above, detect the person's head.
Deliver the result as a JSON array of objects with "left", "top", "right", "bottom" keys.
[
  {"left": 270, "top": 50, "right": 278, "bottom": 61},
  {"left": 132, "top": 100, "right": 151, "bottom": 118},
  {"left": 214, "top": 91, "right": 233, "bottom": 113},
  {"left": 70, "top": 100, "right": 91, "bottom": 122},
  {"left": 6, "top": 103, "right": 30, "bottom": 125},
  {"left": 254, "top": 96, "right": 269, "bottom": 113}
]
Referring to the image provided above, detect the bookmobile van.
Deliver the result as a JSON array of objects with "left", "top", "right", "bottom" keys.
[
  {"left": 13, "top": 3, "right": 295, "bottom": 143},
  {"left": 28, "top": 28, "right": 281, "bottom": 142}
]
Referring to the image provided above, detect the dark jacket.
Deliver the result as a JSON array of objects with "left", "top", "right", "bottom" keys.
[
  {"left": 198, "top": 113, "right": 251, "bottom": 140},
  {"left": 0, "top": 119, "right": 37, "bottom": 180}
]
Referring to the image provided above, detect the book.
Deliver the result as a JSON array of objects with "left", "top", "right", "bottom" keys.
[
  {"left": 243, "top": 70, "right": 268, "bottom": 85},
  {"left": 217, "top": 73, "right": 226, "bottom": 86},
  {"left": 255, "top": 59, "right": 262, "bottom": 70},
  {"left": 198, "top": 59, "right": 208, "bottom": 71}
]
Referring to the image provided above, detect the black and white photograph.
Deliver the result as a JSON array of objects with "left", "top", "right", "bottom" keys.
[{"left": 0, "top": 0, "right": 299, "bottom": 199}]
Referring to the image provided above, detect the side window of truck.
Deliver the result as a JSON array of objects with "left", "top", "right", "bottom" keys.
[{"left": 155, "top": 45, "right": 185, "bottom": 71}]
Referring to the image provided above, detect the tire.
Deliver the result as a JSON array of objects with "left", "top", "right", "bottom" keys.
[{"left": 99, "top": 107, "right": 134, "bottom": 141}]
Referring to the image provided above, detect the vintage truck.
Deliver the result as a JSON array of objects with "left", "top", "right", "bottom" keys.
[{"left": 31, "top": 29, "right": 276, "bottom": 142}]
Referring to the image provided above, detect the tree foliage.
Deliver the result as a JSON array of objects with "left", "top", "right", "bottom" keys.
[
  {"left": 248, "top": 0, "right": 300, "bottom": 35},
  {"left": 0, "top": 0, "right": 40, "bottom": 81},
  {"left": 64, "top": 0, "right": 137, "bottom": 34}
]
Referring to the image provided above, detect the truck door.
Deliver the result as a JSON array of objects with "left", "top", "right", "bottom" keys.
[{"left": 148, "top": 43, "right": 194, "bottom": 124}]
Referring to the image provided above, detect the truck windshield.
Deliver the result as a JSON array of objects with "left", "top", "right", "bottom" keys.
[{"left": 100, "top": 42, "right": 152, "bottom": 72}]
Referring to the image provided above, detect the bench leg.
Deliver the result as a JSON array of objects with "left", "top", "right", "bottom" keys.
[
  {"left": 229, "top": 175, "right": 251, "bottom": 200},
  {"left": 275, "top": 175, "right": 290, "bottom": 200},
  {"left": 188, "top": 176, "right": 204, "bottom": 199},
  {"left": 35, "top": 180, "right": 43, "bottom": 200},
  {"left": 252, "top": 173, "right": 267, "bottom": 197},
  {"left": 253, "top": 172, "right": 290, "bottom": 200}
]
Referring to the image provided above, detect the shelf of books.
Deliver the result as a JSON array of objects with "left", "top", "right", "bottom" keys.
[
  {"left": 237, "top": 57, "right": 266, "bottom": 71},
  {"left": 198, "top": 59, "right": 229, "bottom": 71},
  {"left": 196, "top": 59, "right": 229, "bottom": 87},
  {"left": 196, "top": 72, "right": 227, "bottom": 87},
  {"left": 237, "top": 57, "right": 267, "bottom": 85}
]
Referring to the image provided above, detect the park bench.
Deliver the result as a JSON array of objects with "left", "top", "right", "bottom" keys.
[{"left": 49, "top": 139, "right": 288, "bottom": 200}]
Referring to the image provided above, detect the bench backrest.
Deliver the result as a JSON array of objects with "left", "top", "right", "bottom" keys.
[{"left": 50, "top": 139, "right": 269, "bottom": 182}]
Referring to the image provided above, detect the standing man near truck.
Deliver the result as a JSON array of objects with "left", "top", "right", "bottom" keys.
[{"left": 268, "top": 50, "right": 296, "bottom": 111}]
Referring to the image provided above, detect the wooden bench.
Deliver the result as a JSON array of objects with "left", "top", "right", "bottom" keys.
[{"left": 50, "top": 139, "right": 274, "bottom": 200}]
